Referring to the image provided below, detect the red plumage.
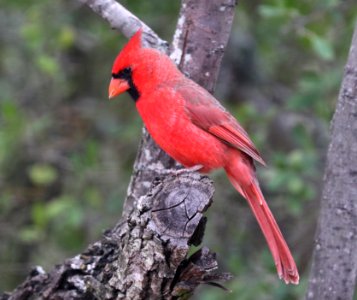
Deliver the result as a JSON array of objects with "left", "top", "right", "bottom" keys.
[{"left": 109, "top": 29, "right": 299, "bottom": 284}]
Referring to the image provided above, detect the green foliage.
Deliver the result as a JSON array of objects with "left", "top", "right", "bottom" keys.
[
  {"left": 288, "top": 70, "right": 341, "bottom": 119},
  {"left": 0, "top": 0, "right": 355, "bottom": 297},
  {"left": 0, "top": 0, "right": 131, "bottom": 289}
]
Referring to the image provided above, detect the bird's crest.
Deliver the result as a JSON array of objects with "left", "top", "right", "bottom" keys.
[
  {"left": 123, "top": 28, "right": 143, "bottom": 54},
  {"left": 112, "top": 28, "right": 143, "bottom": 74}
]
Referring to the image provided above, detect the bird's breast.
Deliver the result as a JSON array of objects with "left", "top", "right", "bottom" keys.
[{"left": 136, "top": 89, "right": 228, "bottom": 172}]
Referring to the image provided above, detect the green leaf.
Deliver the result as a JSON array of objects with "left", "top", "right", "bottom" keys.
[
  {"left": 309, "top": 33, "right": 334, "bottom": 61},
  {"left": 258, "top": 5, "right": 298, "bottom": 18},
  {"left": 85, "top": 187, "right": 101, "bottom": 207},
  {"left": 36, "top": 55, "right": 59, "bottom": 76},
  {"left": 58, "top": 26, "right": 75, "bottom": 49},
  {"left": 287, "top": 150, "right": 304, "bottom": 169},
  {"left": 32, "top": 201, "right": 48, "bottom": 228},
  {"left": 19, "top": 226, "right": 43, "bottom": 243},
  {"left": 45, "top": 196, "right": 73, "bottom": 219},
  {"left": 287, "top": 177, "right": 304, "bottom": 195},
  {"left": 1, "top": 101, "right": 19, "bottom": 121},
  {"left": 28, "top": 164, "right": 58, "bottom": 186}
]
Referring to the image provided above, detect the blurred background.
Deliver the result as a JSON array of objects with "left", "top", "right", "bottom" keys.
[{"left": 0, "top": 0, "right": 356, "bottom": 299}]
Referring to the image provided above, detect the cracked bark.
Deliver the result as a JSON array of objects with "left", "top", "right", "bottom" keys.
[
  {"left": 306, "top": 23, "right": 357, "bottom": 300},
  {"left": 1, "top": 0, "right": 236, "bottom": 299}
]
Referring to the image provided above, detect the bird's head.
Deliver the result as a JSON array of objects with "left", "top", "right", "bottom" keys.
[
  {"left": 108, "top": 28, "right": 143, "bottom": 101},
  {"left": 109, "top": 29, "right": 180, "bottom": 102}
]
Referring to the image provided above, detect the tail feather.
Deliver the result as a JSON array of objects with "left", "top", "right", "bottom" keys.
[{"left": 225, "top": 162, "right": 299, "bottom": 284}]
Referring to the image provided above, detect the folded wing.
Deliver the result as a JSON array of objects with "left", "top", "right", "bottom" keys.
[{"left": 177, "top": 81, "right": 266, "bottom": 166}]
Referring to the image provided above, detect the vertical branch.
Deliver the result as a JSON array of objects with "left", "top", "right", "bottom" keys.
[
  {"left": 306, "top": 23, "right": 357, "bottom": 300},
  {"left": 171, "top": 0, "right": 236, "bottom": 93}
]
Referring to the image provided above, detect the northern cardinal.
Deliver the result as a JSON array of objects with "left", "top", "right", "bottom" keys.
[{"left": 108, "top": 29, "right": 299, "bottom": 284}]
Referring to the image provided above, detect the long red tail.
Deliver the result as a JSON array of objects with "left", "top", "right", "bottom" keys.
[{"left": 225, "top": 155, "right": 299, "bottom": 284}]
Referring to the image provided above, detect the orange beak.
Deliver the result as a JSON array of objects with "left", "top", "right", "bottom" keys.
[{"left": 108, "top": 78, "right": 130, "bottom": 99}]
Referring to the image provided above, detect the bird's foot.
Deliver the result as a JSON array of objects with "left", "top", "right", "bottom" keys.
[
  {"left": 173, "top": 164, "right": 204, "bottom": 175},
  {"left": 142, "top": 164, "right": 203, "bottom": 177}
]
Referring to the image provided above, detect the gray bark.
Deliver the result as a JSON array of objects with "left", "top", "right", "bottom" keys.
[
  {"left": 306, "top": 23, "right": 357, "bottom": 300},
  {"left": 1, "top": 0, "right": 236, "bottom": 299}
]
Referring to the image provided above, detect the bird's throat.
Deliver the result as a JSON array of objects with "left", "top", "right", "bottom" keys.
[{"left": 127, "top": 80, "right": 140, "bottom": 102}]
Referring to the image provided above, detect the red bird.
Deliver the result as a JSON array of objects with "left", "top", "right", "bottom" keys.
[{"left": 108, "top": 29, "right": 299, "bottom": 284}]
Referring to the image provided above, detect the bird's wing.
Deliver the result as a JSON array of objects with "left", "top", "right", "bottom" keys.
[{"left": 177, "top": 81, "right": 266, "bottom": 165}]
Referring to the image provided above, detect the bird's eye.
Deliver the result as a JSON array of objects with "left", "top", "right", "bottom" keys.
[
  {"left": 122, "top": 67, "right": 131, "bottom": 74},
  {"left": 112, "top": 67, "right": 132, "bottom": 79}
]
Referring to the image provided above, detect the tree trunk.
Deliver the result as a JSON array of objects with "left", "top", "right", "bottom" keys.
[
  {"left": 0, "top": 0, "right": 237, "bottom": 299},
  {"left": 306, "top": 23, "right": 357, "bottom": 300}
]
